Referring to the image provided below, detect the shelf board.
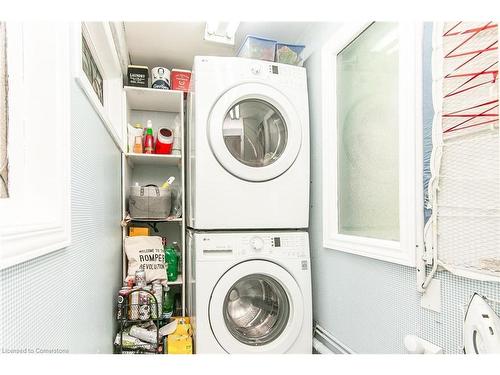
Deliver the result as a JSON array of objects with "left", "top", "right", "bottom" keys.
[
  {"left": 125, "top": 152, "right": 181, "bottom": 167},
  {"left": 168, "top": 274, "right": 183, "bottom": 286},
  {"left": 129, "top": 217, "right": 182, "bottom": 223},
  {"left": 124, "top": 86, "right": 183, "bottom": 113}
]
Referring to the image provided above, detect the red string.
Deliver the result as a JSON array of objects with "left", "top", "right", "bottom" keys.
[
  {"left": 443, "top": 103, "right": 498, "bottom": 133},
  {"left": 444, "top": 80, "right": 493, "bottom": 99},
  {"left": 445, "top": 41, "right": 498, "bottom": 79},
  {"left": 443, "top": 22, "right": 462, "bottom": 37},
  {"left": 444, "top": 61, "right": 498, "bottom": 98},
  {"left": 443, "top": 114, "right": 497, "bottom": 118},
  {"left": 444, "top": 23, "right": 497, "bottom": 37},
  {"left": 444, "top": 100, "right": 498, "bottom": 115},
  {"left": 444, "top": 22, "right": 492, "bottom": 58},
  {"left": 444, "top": 119, "right": 498, "bottom": 133},
  {"left": 445, "top": 70, "right": 498, "bottom": 80},
  {"left": 445, "top": 45, "right": 497, "bottom": 59}
]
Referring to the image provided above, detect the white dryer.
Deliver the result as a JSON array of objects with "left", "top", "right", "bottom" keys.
[
  {"left": 187, "top": 56, "right": 310, "bottom": 230},
  {"left": 186, "top": 230, "right": 312, "bottom": 354}
]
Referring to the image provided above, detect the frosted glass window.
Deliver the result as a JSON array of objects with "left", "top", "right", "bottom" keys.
[{"left": 337, "top": 22, "right": 400, "bottom": 241}]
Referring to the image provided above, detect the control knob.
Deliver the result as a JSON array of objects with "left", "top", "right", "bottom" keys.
[
  {"left": 251, "top": 65, "right": 261, "bottom": 75},
  {"left": 250, "top": 236, "right": 264, "bottom": 251}
]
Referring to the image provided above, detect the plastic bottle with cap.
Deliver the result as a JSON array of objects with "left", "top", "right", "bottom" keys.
[
  {"left": 161, "top": 176, "right": 175, "bottom": 189},
  {"left": 144, "top": 120, "right": 154, "bottom": 154},
  {"left": 162, "top": 285, "right": 175, "bottom": 320},
  {"left": 165, "top": 242, "right": 179, "bottom": 282}
]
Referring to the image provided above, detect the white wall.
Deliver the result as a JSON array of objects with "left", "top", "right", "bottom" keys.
[
  {"left": 305, "top": 22, "right": 500, "bottom": 354},
  {"left": 0, "top": 80, "right": 122, "bottom": 354}
]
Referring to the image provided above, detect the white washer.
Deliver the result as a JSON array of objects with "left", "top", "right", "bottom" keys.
[
  {"left": 186, "top": 230, "right": 312, "bottom": 354},
  {"left": 187, "top": 56, "right": 310, "bottom": 229}
]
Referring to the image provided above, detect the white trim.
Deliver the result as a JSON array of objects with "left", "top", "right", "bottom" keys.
[
  {"left": 314, "top": 324, "right": 354, "bottom": 354},
  {"left": 414, "top": 24, "right": 426, "bottom": 291},
  {"left": 109, "top": 22, "right": 130, "bottom": 75},
  {"left": 72, "top": 22, "right": 125, "bottom": 152},
  {"left": 422, "top": 22, "right": 445, "bottom": 288},
  {"left": 0, "top": 22, "right": 71, "bottom": 269},
  {"left": 322, "top": 22, "right": 421, "bottom": 267}
]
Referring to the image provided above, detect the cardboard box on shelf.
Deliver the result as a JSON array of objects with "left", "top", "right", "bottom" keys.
[
  {"left": 129, "top": 227, "right": 150, "bottom": 237},
  {"left": 127, "top": 65, "right": 149, "bottom": 87},
  {"left": 171, "top": 69, "right": 191, "bottom": 92}
]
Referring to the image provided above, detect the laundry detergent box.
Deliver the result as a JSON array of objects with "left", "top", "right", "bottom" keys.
[
  {"left": 127, "top": 65, "right": 149, "bottom": 87},
  {"left": 167, "top": 334, "right": 192, "bottom": 354},
  {"left": 171, "top": 69, "right": 191, "bottom": 92}
]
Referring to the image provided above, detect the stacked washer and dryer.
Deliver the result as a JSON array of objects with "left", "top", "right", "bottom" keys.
[{"left": 186, "top": 56, "right": 311, "bottom": 353}]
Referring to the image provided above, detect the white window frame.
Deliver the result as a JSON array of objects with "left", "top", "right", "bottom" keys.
[
  {"left": 0, "top": 22, "right": 71, "bottom": 268},
  {"left": 321, "top": 22, "right": 423, "bottom": 267},
  {"left": 72, "top": 22, "right": 125, "bottom": 152}
]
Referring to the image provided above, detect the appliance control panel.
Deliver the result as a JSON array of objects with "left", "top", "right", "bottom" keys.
[
  {"left": 195, "top": 56, "right": 306, "bottom": 88},
  {"left": 196, "top": 232, "right": 308, "bottom": 259},
  {"left": 245, "top": 61, "right": 305, "bottom": 86}
]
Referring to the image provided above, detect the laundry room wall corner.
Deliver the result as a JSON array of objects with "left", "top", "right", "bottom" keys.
[{"left": 0, "top": 77, "right": 122, "bottom": 354}]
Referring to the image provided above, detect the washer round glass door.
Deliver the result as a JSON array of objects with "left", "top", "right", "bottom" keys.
[
  {"left": 208, "top": 83, "right": 302, "bottom": 182},
  {"left": 209, "top": 260, "right": 304, "bottom": 353}
]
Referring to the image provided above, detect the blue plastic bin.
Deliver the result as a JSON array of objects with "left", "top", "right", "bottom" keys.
[
  {"left": 275, "top": 43, "right": 305, "bottom": 66},
  {"left": 237, "top": 36, "right": 277, "bottom": 62}
]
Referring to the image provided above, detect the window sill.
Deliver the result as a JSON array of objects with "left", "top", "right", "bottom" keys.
[{"left": 324, "top": 235, "right": 415, "bottom": 267}]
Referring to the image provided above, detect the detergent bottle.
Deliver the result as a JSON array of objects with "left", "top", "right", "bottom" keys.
[
  {"left": 143, "top": 120, "right": 154, "bottom": 154},
  {"left": 164, "top": 243, "right": 179, "bottom": 282},
  {"left": 161, "top": 285, "right": 175, "bottom": 320}
]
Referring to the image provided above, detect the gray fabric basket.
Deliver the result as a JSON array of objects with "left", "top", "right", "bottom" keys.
[{"left": 129, "top": 184, "right": 171, "bottom": 219}]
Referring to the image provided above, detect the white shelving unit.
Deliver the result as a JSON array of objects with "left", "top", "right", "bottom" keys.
[
  {"left": 124, "top": 86, "right": 183, "bottom": 112},
  {"left": 121, "top": 86, "right": 186, "bottom": 315},
  {"left": 124, "top": 152, "right": 181, "bottom": 167}
]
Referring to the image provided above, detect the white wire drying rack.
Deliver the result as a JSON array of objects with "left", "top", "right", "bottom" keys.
[{"left": 419, "top": 22, "right": 500, "bottom": 290}]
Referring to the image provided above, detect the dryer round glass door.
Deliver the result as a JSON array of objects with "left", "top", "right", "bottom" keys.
[
  {"left": 222, "top": 100, "right": 287, "bottom": 168},
  {"left": 209, "top": 260, "right": 304, "bottom": 353},
  {"left": 208, "top": 83, "right": 302, "bottom": 182}
]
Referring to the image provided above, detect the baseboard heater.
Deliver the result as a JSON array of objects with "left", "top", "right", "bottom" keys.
[{"left": 313, "top": 323, "right": 354, "bottom": 354}]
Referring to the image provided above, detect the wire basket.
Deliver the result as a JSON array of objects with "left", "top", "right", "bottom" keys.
[{"left": 114, "top": 288, "right": 162, "bottom": 354}]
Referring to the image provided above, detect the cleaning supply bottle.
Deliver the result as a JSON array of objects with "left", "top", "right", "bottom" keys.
[
  {"left": 164, "top": 243, "right": 179, "bottom": 282},
  {"left": 161, "top": 176, "right": 175, "bottom": 189},
  {"left": 133, "top": 135, "right": 143, "bottom": 153},
  {"left": 144, "top": 120, "right": 154, "bottom": 154},
  {"left": 172, "top": 241, "right": 182, "bottom": 275},
  {"left": 161, "top": 285, "right": 175, "bottom": 320}
]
